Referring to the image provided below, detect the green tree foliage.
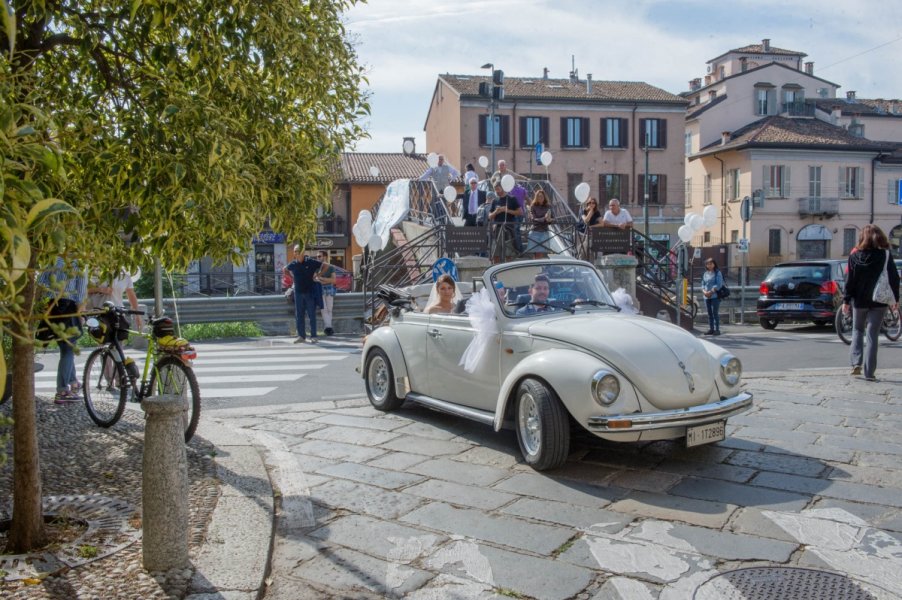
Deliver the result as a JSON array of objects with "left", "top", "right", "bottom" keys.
[{"left": 0, "top": 0, "right": 368, "bottom": 551}]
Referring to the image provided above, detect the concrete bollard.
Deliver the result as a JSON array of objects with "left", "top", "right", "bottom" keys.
[{"left": 141, "top": 394, "right": 189, "bottom": 571}]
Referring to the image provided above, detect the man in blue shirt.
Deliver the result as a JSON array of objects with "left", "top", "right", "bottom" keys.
[
  {"left": 284, "top": 245, "right": 330, "bottom": 343},
  {"left": 516, "top": 274, "right": 558, "bottom": 315}
]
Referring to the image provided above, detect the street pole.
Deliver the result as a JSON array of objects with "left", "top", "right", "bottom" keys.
[
  {"left": 153, "top": 257, "right": 163, "bottom": 318},
  {"left": 643, "top": 132, "right": 650, "bottom": 236},
  {"left": 490, "top": 99, "right": 496, "bottom": 174},
  {"left": 741, "top": 218, "right": 747, "bottom": 325}
]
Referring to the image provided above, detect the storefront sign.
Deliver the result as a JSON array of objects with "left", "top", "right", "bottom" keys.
[
  {"left": 254, "top": 232, "right": 286, "bottom": 244},
  {"left": 311, "top": 236, "right": 348, "bottom": 249}
]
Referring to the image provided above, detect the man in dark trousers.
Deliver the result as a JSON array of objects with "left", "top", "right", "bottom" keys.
[
  {"left": 284, "top": 245, "right": 330, "bottom": 343},
  {"left": 488, "top": 182, "right": 522, "bottom": 261},
  {"left": 461, "top": 177, "right": 487, "bottom": 226}
]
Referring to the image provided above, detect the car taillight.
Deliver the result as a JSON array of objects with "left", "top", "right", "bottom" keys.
[
  {"left": 759, "top": 282, "right": 771, "bottom": 295},
  {"left": 820, "top": 281, "right": 838, "bottom": 294}
]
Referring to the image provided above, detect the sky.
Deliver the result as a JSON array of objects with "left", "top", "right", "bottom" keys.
[{"left": 344, "top": 0, "right": 902, "bottom": 154}]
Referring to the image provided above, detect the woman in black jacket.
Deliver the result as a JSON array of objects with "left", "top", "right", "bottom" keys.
[{"left": 842, "top": 224, "right": 900, "bottom": 381}]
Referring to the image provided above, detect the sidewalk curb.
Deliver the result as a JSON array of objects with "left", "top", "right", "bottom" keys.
[{"left": 185, "top": 418, "right": 275, "bottom": 599}]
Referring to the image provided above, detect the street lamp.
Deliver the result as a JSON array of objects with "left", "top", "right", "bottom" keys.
[{"left": 481, "top": 63, "right": 503, "bottom": 173}]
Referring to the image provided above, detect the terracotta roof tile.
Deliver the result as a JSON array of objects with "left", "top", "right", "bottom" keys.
[
  {"left": 441, "top": 74, "right": 687, "bottom": 105},
  {"left": 687, "top": 94, "right": 728, "bottom": 119},
  {"left": 728, "top": 44, "right": 806, "bottom": 57},
  {"left": 339, "top": 152, "right": 432, "bottom": 184},
  {"left": 812, "top": 97, "right": 902, "bottom": 117}
]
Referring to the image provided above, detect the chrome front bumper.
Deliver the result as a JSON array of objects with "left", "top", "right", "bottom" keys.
[{"left": 587, "top": 392, "right": 753, "bottom": 432}]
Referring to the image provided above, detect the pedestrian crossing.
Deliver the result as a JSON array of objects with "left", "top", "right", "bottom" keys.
[{"left": 35, "top": 337, "right": 358, "bottom": 401}]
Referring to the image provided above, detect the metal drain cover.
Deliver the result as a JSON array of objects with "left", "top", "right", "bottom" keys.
[{"left": 694, "top": 567, "right": 888, "bottom": 600}]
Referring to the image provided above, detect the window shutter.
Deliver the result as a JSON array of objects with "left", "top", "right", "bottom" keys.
[
  {"left": 541, "top": 117, "right": 549, "bottom": 146},
  {"left": 767, "top": 89, "right": 777, "bottom": 115},
  {"left": 659, "top": 120, "right": 667, "bottom": 148},
  {"left": 660, "top": 174, "right": 667, "bottom": 204},
  {"left": 560, "top": 117, "right": 567, "bottom": 147},
  {"left": 499, "top": 116, "right": 509, "bottom": 147},
  {"left": 783, "top": 166, "right": 790, "bottom": 197},
  {"left": 479, "top": 115, "right": 487, "bottom": 146},
  {"left": 621, "top": 174, "right": 629, "bottom": 204},
  {"left": 621, "top": 118, "right": 629, "bottom": 148},
  {"left": 519, "top": 117, "right": 527, "bottom": 147},
  {"left": 839, "top": 166, "right": 847, "bottom": 198},
  {"left": 598, "top": 175, "right": 608, "bottom": 204},
  {"left": 639, "top": 119, "right": 647, "bottom": 147},
  {"left": 890, "top": 179, "right": 899, "bottom": 204},
  {"left": 762, "top": 166, "right": 771, "bottom": 197},
  {"left": 601, "top": 119, "right": 608, "bottom": 147},
  {"left": 581, "top": 118, "right": 590, "bottom": 148},
  {"left": 855, "top": 167, "right": 863, "bottom": 198}
]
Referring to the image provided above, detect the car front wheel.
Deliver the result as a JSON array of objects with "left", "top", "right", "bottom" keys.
[
  {"left": 365, "top": 348, "right": 403, "bottom": 411},
  {"left": 759, "top": 317, "right": 778, "bottom": 330},
  {"left": 515, "top": 378, "right": 569, "bottom": 471}
]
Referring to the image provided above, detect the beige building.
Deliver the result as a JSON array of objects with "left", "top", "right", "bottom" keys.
[
  {"left": 424, "top": 71, "right": 689, "bottom": 242},
  {"left": 684, "top": 39, "right": 902, "bottom": 267}
]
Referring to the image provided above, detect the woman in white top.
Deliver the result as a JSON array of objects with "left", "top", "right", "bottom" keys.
[{"left": 88, "top": 270, "right": 143, "bottom": 328}]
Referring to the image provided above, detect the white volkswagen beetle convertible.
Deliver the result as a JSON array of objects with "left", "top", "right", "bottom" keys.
[{"left": 361, "top": 259, "right": 752, "bottom": 470}]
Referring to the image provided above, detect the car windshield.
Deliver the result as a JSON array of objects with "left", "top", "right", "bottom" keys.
[
  {"left": 766, "top": 265, "right": 829, "bottom": 282},
  {"left": 492, "top": 263, "right": 617, "bottom": 317}
]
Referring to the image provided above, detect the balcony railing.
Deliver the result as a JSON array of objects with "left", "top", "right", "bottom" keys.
[
  {"left": 781, "top": 101, "right": 815, "bottom": 117},
  {"left": 798, "top": 197, "right": 839, "bottom": 217},
  {"left": 317, "top": 215, "right": 345, "bottom": 234}
]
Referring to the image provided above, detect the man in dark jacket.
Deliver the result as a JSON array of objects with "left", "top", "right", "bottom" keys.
[{"left": 461, "top": 177, "right": 487, "bottom": 226}]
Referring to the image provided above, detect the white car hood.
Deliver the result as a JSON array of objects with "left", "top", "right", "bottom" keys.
[{"left": 527, "top": 314, "right": 716, "bottom": 410}]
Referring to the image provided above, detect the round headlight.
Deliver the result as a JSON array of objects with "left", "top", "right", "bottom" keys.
[
  {"left": 720, "top": 356, "right": 742, "bottom": 386},
  {"left": 591, "top": 371, "right": 620, "bottom": 406}
]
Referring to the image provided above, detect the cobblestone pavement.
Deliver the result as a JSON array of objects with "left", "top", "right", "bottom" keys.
[{"left": 207, "top": 369, "right": 902, "bottom": 599}]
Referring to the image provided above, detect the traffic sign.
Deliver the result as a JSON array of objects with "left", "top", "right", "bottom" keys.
[
  {"left": 535, "top": 143, "right": 544, "bottom": 165},
  {"left": 431, "top": 258, "right": 458, "bottom": 282},
  {"left": 738, "top": 238, "right": 749, "bottom": 253},
  {"left": 740, "top": 196, "right": 753, "bottom": 222}
]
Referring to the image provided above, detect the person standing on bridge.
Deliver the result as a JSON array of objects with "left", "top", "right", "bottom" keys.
[{"left": 284, "top": 245, "right": 330, "bottom": 344}]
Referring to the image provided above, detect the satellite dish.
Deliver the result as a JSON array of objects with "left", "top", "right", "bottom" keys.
[{"left": 402, "top": 139, "right": 415, "bottom": 154}]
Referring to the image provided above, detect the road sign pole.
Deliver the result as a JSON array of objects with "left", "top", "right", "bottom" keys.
[{"left": 741, "top": 220, "right": 747, "bottom": 325}]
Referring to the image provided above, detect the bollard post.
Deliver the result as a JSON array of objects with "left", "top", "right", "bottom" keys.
[{"left": 142, "top": 394, "right": 189, "bottom": 571}]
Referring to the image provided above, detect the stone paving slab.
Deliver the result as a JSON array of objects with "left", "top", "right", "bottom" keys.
[
  {"left": 315, "top": 461, "right": 426, "bottom": 489},
  {"left": 628, "top": 519, "right": 797, "bottom": 561},
  {"left": 407, "top": 457, "right": 510, "bottom": 487},
  {"left": 292, "top": 439, "right": 387, "bottom": 462},
  {"left": 607, "top": 490, "right": 737, "bottom": 529},
  {"left": 668, "top": 476, "right": 811, "bottom": 510},
  {"left": 500, "top": 497, "right": 633, "bottom": 532},
  {"left": 308, "top": 479, "right": 425, "bottom": 519},
  {"left": 380, "top": 435, "right": 474, "bottom": 457},
  {"left": 493, "top": 472, "right": 625, "bottom": 507},
  {"left": 308, "top": 514, "right": 445, "bottom": 560},
  {"left": 404, "top": 479, "right": 518, "bottom": 511},
  {"left": 311, "top": 412, "right": 409, "bottom": 431},
  {"left": 305, "top": 424, "right": 402, "bottom": 446}
]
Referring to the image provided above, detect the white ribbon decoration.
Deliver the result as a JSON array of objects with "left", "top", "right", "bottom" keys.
[{"left": 459, "top": 288, "right": 499, "bottom": 373}]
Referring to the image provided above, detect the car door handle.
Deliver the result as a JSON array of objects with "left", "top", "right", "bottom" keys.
[{"left": 428, "top": 329, "right": 442, "bottom": 338}]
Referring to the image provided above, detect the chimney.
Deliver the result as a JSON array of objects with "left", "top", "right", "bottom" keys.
[
  {"left": 704, "top": 74, "right": 712, "bottom": 86},
  {"left": 740, "top": 57, "right": 748, "bottom": 72},
  {"left": 805, "top": 61, "right": 814, "bottom": 75},
  {"left": 846, "top": 91, "right": 856, "bottom": 100},
  {"left": 709, "top": 90, "right": 717, "bottom": 101},
  {"left": 586, "top": 73, "right": 592, "bottom": 94},
  {"left": 762, "top": 38, "right": 771, "bottom": 52},
  {"left": 402, "top": 136, "right": 415, "bottom": 155},
  {"left": 721, "top": 131, "right": 730, "bottom": 146},
  {"left": 689, "top": 78, "right": 702, "bottom": 91},
  {"left": 542, "top": 67, "right": 549, "bottom": 79}
]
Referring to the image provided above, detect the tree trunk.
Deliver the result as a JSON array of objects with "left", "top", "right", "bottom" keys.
[{"left": 6, "top": 270, "right": 46, "bottom": 552}]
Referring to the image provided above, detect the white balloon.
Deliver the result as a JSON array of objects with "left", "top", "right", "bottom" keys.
[
  {"left": 367, "top": 233, "right": 384, "bottom": 251},
  {"left": 678, "top": 225, "right": 693, "bottom": 243},
  {"left": 352, "top": 223, "right": 368, "bottom": 247},
  {"left": 540, "top": 151, "right": 553, "bottom": 166},
  {"left": 689, "top": 214, "right": 704, "bottom": 231},
  {"left": 478, "top": 155, "right": 489, "bottom": 168},
  {"left": 501, "top": 174, "right": 516, "bottom": 193},
  {"left": 443, "top": 185, "right": 457, "bottom": 202},
  {"left": 684, "top": 213, "right": 695, "bottom": 226},
  {"left": 703, "top": 205, "right": 718, "bottom": 226},
  {"left": 369, "top": 165, "right": 380, "bottom": 177},
  {"left": 426, "top": 152, "right": 439, "bottom": 168},
  {"left": 357, "top": 210, "right": 372, "bottom": 225},
  {"left": 574, "top": 182, "right": 591, "bottom": 203},
  {"left": 130, "top": 267, "right": 142, "bottom": 284}
]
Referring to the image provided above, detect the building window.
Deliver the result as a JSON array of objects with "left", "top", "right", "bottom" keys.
[
  {"left": 703, "top": 232, "right": 711, "bottom": 244},
  {"left": 561, "top": 117, "right": 589, "bottom": 148},
  {"left": 763, "top": 165, "right": 789, "bottom": 198},
  {"left": 843, "top": 228, "right": 857, "bottom": 255},
  {"left": 602, "top": 118, "right": 628, "bottom": 148},
  {"left": 768, "top": 229, "right": 782, "bottom": 255},
  {"left": 808, "top": 166, "right": 821, "bottom": 198},
  {"left": 640, "top": 119, "right": 667, "bottom": 148},
  {"left": 519, "top": 116, "right": 549, "bottom": 148},
  {"left": 849, "top": 122, "right": 865, "bottom": 138},
  {"left": 755, "top": 86, "right": 774, "bottom": 115},
  {"left": 685, "top": 178, "right": 692, "bottom": 207},
  {"left": 703, "top": 174, "right": 712, "bottom": 205},
  {"left": 840, "top": 166, "right": 862, "bottom": 198},
  {"left": 889, "top": 179, "right": 902, "bottom": 204},
  {"left": 727, "top": 168, "right": 740, "bottom": 201},
  {"left": 684, "top": 131, "right": 692, "bottom": 156},
  {"left": 479, "top": 114, "right": 510, "bottom": 147},
  {"left": 599, "top": 174, "right": 629, "bottom": 204},
  {"left": 730, "top": 230, "right": 739, "bottom": 243},
  {"left": 638, "top": 174, "right": 667, "bottom": 204}
]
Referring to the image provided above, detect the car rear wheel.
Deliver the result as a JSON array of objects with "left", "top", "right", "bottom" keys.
[
  {"left": 759, "top": 318, "right": 778, "bottom": 330},
  {"left": 515, "top": 379, "right": 569, "bottom": 471},
  {"left": 365, "top": 348, "right": 403, "bottom": 411}
]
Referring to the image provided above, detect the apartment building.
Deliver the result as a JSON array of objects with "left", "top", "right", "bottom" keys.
[
  {"left": 424, "top": 70, "right": 689, "bottom": 240},
  {"left": 684, "top": 39, "right": 902, "bottom": 265}
]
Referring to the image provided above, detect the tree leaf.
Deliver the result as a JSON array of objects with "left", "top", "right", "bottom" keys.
[
  {"left": 25, "top": 198, "right": 77, "bottom": 230},
  {"left": 0, "top": 0, "right": 14, "bottom": 56},
  {"left": 9, "top": 228, "right": 30, "bottom": 282}
]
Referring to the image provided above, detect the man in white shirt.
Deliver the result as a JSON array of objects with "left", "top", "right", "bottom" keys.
[
  {"left": 602, "top": 198, "right": 633, "bottom": 229},
  {"left": 419, "top": 154, "right": 459, "bottom": 191}
]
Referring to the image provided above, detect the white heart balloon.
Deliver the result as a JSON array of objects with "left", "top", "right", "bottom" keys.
[
  {"left": 684, "top": 213, "right": 695, "bottom": 226},
  {"left": 369, "top": 165, "right": 380, "bottom": 177},
  {"left": 443, "top": 185, "right": 457, "bottom": 202},
  {"left": 703, "top": 205, "right": 718, "bottom": 226},
  {"left": 367, "top": 233, "right": 384, "bottom": 251},
  {"left": 352, "top": 223, "right": 368, "bottom": 247},
  {"left": 540, "top": 151, "right": 553, "bottom": 166},
  {"left": 574, "top": 182, "right": 591, "bottom": 203},
  {"left": 689, "top": 214, "right": 704, "bottom": 231},
  {"left": 500, "top": 174, "right": 515, "bottom": 193},
  {"left": 130, "top": 267, "right": 142, "bottom": 283},
  {"left": 357, "top": 210, "right": 372, "bottom": 225},
  {"left": 678, "top": 225, "right": 693, "bottom": 243},
  {"left": 426, "top": 152, "right": 439, "bottom": 168},
  {"left": 478, "top": 155, "right": 489, "bottom": 168}
]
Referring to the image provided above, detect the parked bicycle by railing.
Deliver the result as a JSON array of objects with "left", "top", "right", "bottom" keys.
[
  {"left": 835, "top": 305, "right": 901, "bottom": 345},
  {"left": 82, "top": 302, "right": 200, "bottom": 442}
]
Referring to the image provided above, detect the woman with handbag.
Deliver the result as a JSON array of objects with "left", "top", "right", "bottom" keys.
[
  {"left": 37, "top": 257, "right": 87, "bottom": 404},
  {"left": 701, "top": 258, "right": 725, "bottom": 336},
  {"left": 843, "top": 224, "right": 900, "bottom": 381}
]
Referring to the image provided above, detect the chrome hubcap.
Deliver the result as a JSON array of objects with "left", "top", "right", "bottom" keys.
[
  {"left": 369, "top": 356, "right": 388, "bottom": 401},
  {"left": 518, "top": 392, "right": 541, "bottom": 456}
]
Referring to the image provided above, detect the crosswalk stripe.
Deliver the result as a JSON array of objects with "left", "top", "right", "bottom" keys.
[
  {"left": 203, "top": 387, "right": 279, "bottom": 398},
  {"left": 196, "top": 356, "right": 347, "bottom": 365},
  {"left": 194, "top": 349, "right": 349, "bottom": 358},
  {"left": 194, "top": 374, "right": 303, "bottom": 384},
  {"left": 37, "top": 363, "right": 331, "bottom": 378}
]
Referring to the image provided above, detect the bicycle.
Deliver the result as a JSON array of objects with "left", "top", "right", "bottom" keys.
[
  {"left": 82, "top": 303, "right": 200, "bottom": 442},
  {"left": 835, "top": 305, "right": 902, "bottom": 345}
]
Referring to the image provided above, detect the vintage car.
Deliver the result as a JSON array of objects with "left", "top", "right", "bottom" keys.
[{"left": 361, "top": 259, "right": 752, "bottom": 470}]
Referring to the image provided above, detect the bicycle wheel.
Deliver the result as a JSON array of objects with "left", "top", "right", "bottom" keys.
[
  {"left": 835, "top": 309, "right": 852, "bottom": 345},
  {"left": 884, "top": 306, "right": 901, "bottom": 342},
  {"left": 149, "top": 356, "right": 201, "bottom": 443},
  {"left": 83, "top": 347, "right": 129, "bottom": 427}
]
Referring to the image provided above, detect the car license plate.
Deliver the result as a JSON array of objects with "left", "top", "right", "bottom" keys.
[
  {"left": 774, "top": 303, "right": 805, "bottom": 310},
  {"left": 686, "top": 421, "right": 726, "bottom": 448}
]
